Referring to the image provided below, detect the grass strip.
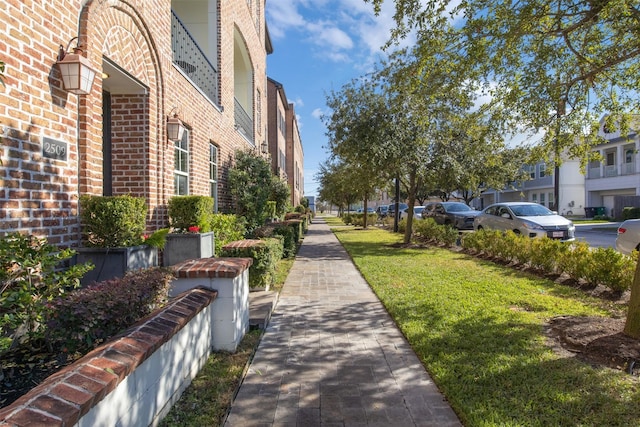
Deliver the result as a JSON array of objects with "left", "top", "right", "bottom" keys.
[
  {"left": 159, "top": 329, "right": 261, "bottom": 427},
  {"left": 332, "top": 225, "right": 640, "bottom": 427}
]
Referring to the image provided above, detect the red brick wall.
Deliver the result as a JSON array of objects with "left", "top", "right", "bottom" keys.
[{"left": 0, "top": 0, "right": 269, "bottom": 245}]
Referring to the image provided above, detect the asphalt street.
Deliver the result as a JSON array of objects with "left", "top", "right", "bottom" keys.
[{"left": 574, "top": 222, "right": 620, "bottom": 249}]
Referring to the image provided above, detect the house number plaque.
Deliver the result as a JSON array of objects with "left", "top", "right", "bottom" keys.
[{"left": 43, "top": 137, "right": 67, "bottom": 161}]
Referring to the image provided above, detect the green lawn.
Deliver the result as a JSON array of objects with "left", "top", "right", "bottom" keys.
[{"left": 331, "top": 224, "right": 640, "bottom": 427}]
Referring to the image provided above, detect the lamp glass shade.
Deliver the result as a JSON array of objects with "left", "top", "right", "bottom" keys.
[
  {"left": 167, "top": 117, "right": 185, "bottom": 141},
  {"left": 261, "top": 141, "right": 268, "bottom": 154},
  {"left": 56, "top": 53, "right": 96, "bottom": 95}
]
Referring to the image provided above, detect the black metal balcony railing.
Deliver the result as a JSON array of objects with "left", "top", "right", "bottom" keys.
[
  {"left": 171, "top": 11, "right": 218, "bottom": 105},
  {"left": 234, "top": 98, "right": 254, "bottom": 143}
]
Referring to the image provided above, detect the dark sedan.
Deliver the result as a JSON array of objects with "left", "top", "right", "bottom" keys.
[{"left": 427, "top": 202, "right": 481, "bottom": 230}]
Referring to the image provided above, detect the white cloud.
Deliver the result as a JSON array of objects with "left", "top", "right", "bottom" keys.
[
  {"left": 311, "top": 108, "right": 325, "bottom": 119},
  {"left": 292, "top": 97, "right": 304, "bottom": 108},
  {"left": 266, "top": 0, "right": 403, "bottom": 65},
  {"left": 266, "top": 1, "right": 307, "bottom": 39}
]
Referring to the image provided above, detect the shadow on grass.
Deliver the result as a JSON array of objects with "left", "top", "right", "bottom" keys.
[{"left": 384, "top": 297, "right": 640, "bottom": 426}]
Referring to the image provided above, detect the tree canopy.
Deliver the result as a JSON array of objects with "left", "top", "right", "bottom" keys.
[{"left": 368, "top": 0, "right": 640, "bottom": 160}]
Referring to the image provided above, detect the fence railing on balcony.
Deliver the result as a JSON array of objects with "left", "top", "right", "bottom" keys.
[
  {"left": 171, "top": 11, "right": 218, "bottom": 106},
  {"left": 624, "top": 162, "right": 635, "bottom": 175},
  {"left": 234, "top": 98, "right": 254, "bottom": 143},
  {"left": 605, "top": 165, "right": 618, "bottom": 177}
]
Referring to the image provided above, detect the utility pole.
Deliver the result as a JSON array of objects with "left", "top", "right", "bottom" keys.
[{"left": 553, "top": 99, "right": 566, "bottom": 212}]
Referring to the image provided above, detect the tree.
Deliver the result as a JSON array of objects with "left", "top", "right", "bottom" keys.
[
  {"left": 369, "top": 0, "right": 640, "bottom": 161},
  {"left": 324, "top": 77, "right": 393, "bottom": 228},
  {"left": 270, "top": 175, "right": 291, "bottom": 218},
  {"left": 228, "top": 150, "right": 289, "bottom": 233},
  {"left": 316, "top": 160, "right": 359, "bottom": 216},
  {"left": 369, "top": 0, "right": 640, "bottom": 337},
  {"left": 427, "top": 111, "right": 532, "bottom": 205}
]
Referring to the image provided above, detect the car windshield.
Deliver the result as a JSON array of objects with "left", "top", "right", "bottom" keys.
[
  {"left": 510, "top": 204, "right": 553, "bottom": 217},
  {"left": 445, "top": 203, "right": 472, "bottom": 212}
]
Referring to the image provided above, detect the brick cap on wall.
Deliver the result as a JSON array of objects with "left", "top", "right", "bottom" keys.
[
  {"left": 0, "top": 288, "right": 217, "bottom": 426},
  {"left": 221, "top": 239, "right": 265, "bottom": 250},
  {"left": 172, "top": 257, "right": 253, "bottom": 279}
]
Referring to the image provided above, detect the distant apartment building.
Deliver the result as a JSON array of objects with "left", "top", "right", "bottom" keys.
[
  {"left": 478, "top": 157, "right": 586, "bottom": 217},
  {"left": 267, "top": 78, "right": 288, "bottom": 181},
  {"left": 266, "top": 77, "right": 304, "bottom": 207},
  {"left": 585, "top": 116, "right": 640, "bottom": 218},
  {"left": 1, "top": 0, "right": 271, "bottom": 247}
]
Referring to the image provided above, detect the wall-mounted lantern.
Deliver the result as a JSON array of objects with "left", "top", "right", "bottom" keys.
[
  {"left": 167, "top": 108, "right": 186, "bottom": 142},
  {"left": 261, "top": 140, "right": 268, "bottom": 154},
  {"left": 56, "top": 38, "right": 97, "bottom": 95}
]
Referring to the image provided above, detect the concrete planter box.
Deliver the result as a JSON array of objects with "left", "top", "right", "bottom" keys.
[
  {"left": 163, "top": 232, "right": 215, "bottom": 266},
  {"left": 76, "top": 245, "right": 158, "bottom": 286}
]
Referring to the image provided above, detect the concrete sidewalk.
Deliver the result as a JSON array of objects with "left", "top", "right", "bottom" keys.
[{"left": 225, "top": 218, "right": 462, "bottom": 426}]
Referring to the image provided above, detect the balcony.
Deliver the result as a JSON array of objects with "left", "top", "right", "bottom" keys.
[
  {"left": 234, "top": 98, "right": 254, "bottom": 143},
  {"left": 605, "top": 165, "right": 618, "bottom": 177},
  {"left": 623, "top": 162, "right": 636, "bottom": 175},
  {"left": 171, "top": 11, "right": 218, "bottom": 106}
]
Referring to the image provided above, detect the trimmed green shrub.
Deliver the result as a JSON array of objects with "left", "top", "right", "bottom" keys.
[
  {"left": 220, "top": 238, "right": 284, "bottom": 289},
  {"left": 273, "top": 225, "right": 297, "bottom": 258},
  {"left": 622, "top": 207, "right": 640, "bottom": 220},
  {"left": 210, "top": 214, "right": 246, "bottom": 256},
  {"left": 45, "top": 268, "right": 173, "bottom": 353},
  {"left": 79, "top": 195, "right": 147, "bottom": 247},
  {"left": 252, "top": 223, "right": 297, "bottom": 258},
  {"left": 460, "top": 229, "right": 636, "bottom": 294},
  {"left": 0, "top": 233, "right": 92, "bottom": 351},
  {"left": 413, "top": 218, "right": 459, "bottom": 246},
  {"left": 342, "top": 212, "right": 376, "bottom": 227},
  {"left": 584, "top": 247, "right": 634, "bottom": 292},
  {"left": 168, "top": 195, "right": 214, "bottom": 233},
  {"left": 285, "top": 219, "right": 303, "bottom": 243}
]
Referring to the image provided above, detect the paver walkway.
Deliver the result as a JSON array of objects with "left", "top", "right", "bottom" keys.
[{"left": 224, "top": 218, "right": 462, "bottom": 426}]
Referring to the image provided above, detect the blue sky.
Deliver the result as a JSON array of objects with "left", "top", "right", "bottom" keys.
[{"left": 265, "top": 0, "right": 405, "bottom": 199}]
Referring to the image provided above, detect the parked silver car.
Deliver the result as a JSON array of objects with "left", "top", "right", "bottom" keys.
[
  {"left": 400, "top": 206, "right": 426, "bottom": 220},
  {"left": 474, "top": 202, "right": 575, "bottom": 241},
  {"left": 616, "top": 219, "right": 640, "bottom": 254}
]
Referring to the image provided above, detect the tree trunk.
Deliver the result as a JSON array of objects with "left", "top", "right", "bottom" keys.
[
  {"left": 363, "top": 198, "right": 369, "bottom": 229},
  {"left": 403, "top": 170, "right": 417, "bottom": 244},
  {"left": 624, "top": 258, "right": 640, "bottom": 338}
]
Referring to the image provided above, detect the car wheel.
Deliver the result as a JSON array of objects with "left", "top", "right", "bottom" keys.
[{"left": 513, "top": 229, "right": 521, "bottom": 234}]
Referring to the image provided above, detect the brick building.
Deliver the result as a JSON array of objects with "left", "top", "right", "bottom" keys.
[
  {"left": 286, "top": 97, "right": 304, "bottom": 207},
  {"left": 0, "top": 0, "right": 271, "bottom": 247},
  {"left": 266, "top": 77, "right": 304, "bottom": 208}
]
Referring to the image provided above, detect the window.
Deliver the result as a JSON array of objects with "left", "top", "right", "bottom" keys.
[
  {"left": 532, "top": 193, "right": 537, "bottom": 203},
  {"left": 528, "top": 165, "right": 535, "bottom": 179},
  {"left": 539, "top": 163, "right": 546, "bottom": 178},
  {"left": 606, "top": 151, "right": 615, "bottom": 166},
  {"left": 174, "top": 129, "right": 189, "bottom": 195},
  {"left": 548, "top": 192, "right": 554, "bottom": 209},
  {"left": 209, "top": 144, "right": 218, "bottom": 212},
  {"left": 540, "top": 193, "right": 546, "bottom": 206}
]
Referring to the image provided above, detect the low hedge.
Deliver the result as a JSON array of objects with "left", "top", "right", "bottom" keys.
[
  {"left": 284, "top": 219, "right": 304, "bottom": 243},
  {"left": 460, "top": 229, "right": 636, "bottom": 293},
  {"left": 220, "top": 238, "right": 284, "bottom": 289},
  {"left": 622, "top": 207, "right": 640, "bottom": 220},
  {"left": 210, "top": 213, "right": 247, "bottom": 256},
  {"left": 253, "top": 223, "right": 297, "bottom": 258},
  {"left": 342, "top": 212, "right": 377, "bottom": 227},
  {"left": 412, "top": 218, "right": 459, "bottom": 246},
  {"left": 45, "top": 268, "right": 174, "bottom": 353}
]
